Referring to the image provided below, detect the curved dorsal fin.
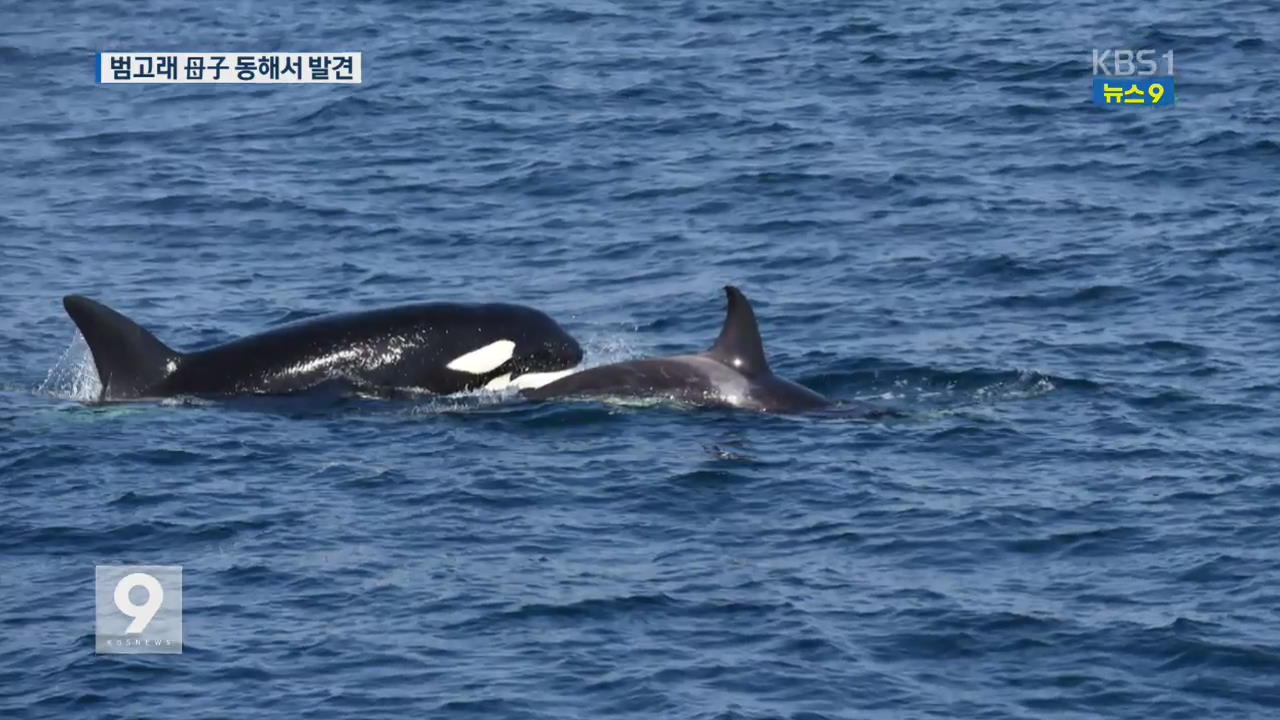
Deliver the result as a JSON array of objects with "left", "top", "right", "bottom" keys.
[
  {"left": 706, "top": 286, "right": 770, "bottom": 376},
  {"left": 63, "top": 295, "right": 181, "bottom": 400}
]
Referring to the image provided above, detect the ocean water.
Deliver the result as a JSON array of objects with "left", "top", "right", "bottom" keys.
[{"left": 3, "top": 0, "right": 1280, "bottom": 718}]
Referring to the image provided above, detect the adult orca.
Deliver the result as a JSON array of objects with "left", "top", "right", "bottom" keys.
[
  {"left": 523, "top": 286, "right": 832, "bottom": 413},
  {"left": 62, "top": 295, "right": 583, "bottom": 402}
]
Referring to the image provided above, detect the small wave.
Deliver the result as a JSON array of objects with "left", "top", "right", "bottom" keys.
[
  {"left": 292, "top": 96, "right": 387, "bottom": 127},
  {"left": 693, "top": 10, "right": 746, "bottom": 24},
  {"left": 814, "top": 20, "right": 886, "bottom": 43},
  {"left": 947, "top": 252, "right": 1060, "bottom": 279},
  {"left": 108, "top": 491, "right": 179, "bottom": 508},
  {"left": 984, "top": 284, "right": 1141, "bottom": 310},
  {"left": 1005, "top": 526, "right": 1146, "bottom": 557},
  {"left": 0, "top": 45, "right": 32, "bottom": 61},
  {"left": 1038, "top": 339, "right": 1210, "bottom": 360},
  {"left": 447, "top": 592, "right": 679, "bottom": 630},
  {"left": 669, "top": 468, "right": 755, "bottom": 485},
  {"left": 525, "top": 7, "right": 622, "bottom": 23},
  {"left": 807, "top": 360, "right": 1080, "bottom": 410},
  {"left": 2, "top": 515, "right": 286, "bottom": 555}
]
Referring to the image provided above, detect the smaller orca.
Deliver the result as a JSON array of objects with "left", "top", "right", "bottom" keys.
[
  {"left": 62, "top": 295, "right": 583, "bottom": 402},
  {"left": 523, "top": 286, "right": 832, "bottom": 413}
]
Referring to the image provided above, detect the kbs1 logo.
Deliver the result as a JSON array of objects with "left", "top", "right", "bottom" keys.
[{"left": 1091, "top": 49, "right": 1176, "bottom": 108}]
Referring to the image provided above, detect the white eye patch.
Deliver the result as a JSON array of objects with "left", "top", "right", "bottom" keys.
[{"left": 446, "top": 339, "right": 515, "bottom": 375}]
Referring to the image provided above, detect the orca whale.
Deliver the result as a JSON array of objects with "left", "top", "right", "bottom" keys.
[
  {"left": 62, "top": 295, "right": 583, "bottom": 402},
  {"left": 523, "top": 286, "right": 832, "bottom": 413}
]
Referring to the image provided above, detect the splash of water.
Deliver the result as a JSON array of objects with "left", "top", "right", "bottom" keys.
[
  {"left": 580, "top": 333, "right": 640, "bottom": 368},
  {"left": 853, "top": 369, "right": 1056, "bottom": 407},
  {"left": 37, "top": 331, "right": 102, "bottom": 402}
]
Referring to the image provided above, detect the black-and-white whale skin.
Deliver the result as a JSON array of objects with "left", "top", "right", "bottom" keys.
[
  {"left": 524, "top": 286, "right": 832, "bottom": 413},
  {"left": 62, "top": 295, "right": 583, "bottom": 402}
]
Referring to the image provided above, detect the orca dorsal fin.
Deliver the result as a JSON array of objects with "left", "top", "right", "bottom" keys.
[
  {"left": 706, "top": 286, "right": 771, "bottom": 376},
  {"left": 62, "top": 295, "right": 182, "bottom": 400}
]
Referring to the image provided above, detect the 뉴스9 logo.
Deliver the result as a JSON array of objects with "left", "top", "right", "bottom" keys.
[{"left": 95, "top": 565, "right": 183, "bottom": 654}]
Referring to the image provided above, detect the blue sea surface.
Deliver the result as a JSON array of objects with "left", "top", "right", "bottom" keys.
[{"left": 3, "top": 0, "right": 1280, "bottom": 718}]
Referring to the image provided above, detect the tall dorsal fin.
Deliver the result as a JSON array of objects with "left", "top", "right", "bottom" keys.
[
  {"left": 63, "top": 295, "right": 182, "bottom": 400},
  {"left": 706, "top": 286, "right": 771, "bottom": 376}
]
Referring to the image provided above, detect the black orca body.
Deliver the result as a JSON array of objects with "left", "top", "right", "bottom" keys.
[
  {"left": 62, "top": 295, "right": 583, "bottom": 402},
  {"left": 524, "top": 286, "right": 832, "bottom": 413}
]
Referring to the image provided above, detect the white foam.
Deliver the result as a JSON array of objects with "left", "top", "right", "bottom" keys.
[{"left": 37, "top": 331, "right": 103, "bottom": 402}]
